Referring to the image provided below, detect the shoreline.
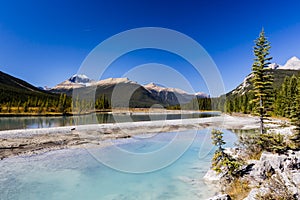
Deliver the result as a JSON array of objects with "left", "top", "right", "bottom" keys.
[
  {"left": 0, "top": 114, "right": 288, "bottom": 160},
  {"left": 0, "top": 109, "right": 219, "bottom": 117}
]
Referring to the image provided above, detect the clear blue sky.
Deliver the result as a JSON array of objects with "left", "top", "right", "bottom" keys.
[{"left": 0, "top": 0, "right": 300, "bottom": 94}]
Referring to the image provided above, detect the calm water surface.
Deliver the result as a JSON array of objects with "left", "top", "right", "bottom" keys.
[{"left": 0, "top": 112, "right": 219, "bottom": 131}]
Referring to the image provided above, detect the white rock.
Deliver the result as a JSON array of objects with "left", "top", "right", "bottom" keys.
[{"left": 203, "top": 169, "right": 224, "bottom": 183}]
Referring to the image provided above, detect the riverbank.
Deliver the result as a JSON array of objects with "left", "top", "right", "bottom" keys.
[
  {"left": 1, "top": 113, "right": 297, "bottom": 199},
  {"left": 204, "top": 116, "right": 300, "bottom": 200},
  {"left": 0, "top": 108, "right": 217, "bottom": 117},
  {"left": 0, "top": 114, "right": 286, "bottom": 160}
]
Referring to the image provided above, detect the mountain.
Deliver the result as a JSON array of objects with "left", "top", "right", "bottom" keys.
[
  {"left": 0, "top": 71, "right": 59, "bottom": 104},
  {"left": 144, "top": 82, "right": 208, "bottom": 105},
  {"left": 228, "top": 56, "right": 300, "bottom": 96},
  {"left": 277, "top": 56, "right": 300, "bottom": 70},
  {"left": 52, "top": 74, "right": 95, "bottom": 91},
  {"left": 68, "top": 74, "right": 91, "bottom": 84},
  {"left": 0, "top": 71, "right": 43, "bottom": 92},
  {"left": 51, "top": 75, "right": 208, "bottom": 107},
  {"left": 51, "top": 76, "right": 162, "bottom": 107}
]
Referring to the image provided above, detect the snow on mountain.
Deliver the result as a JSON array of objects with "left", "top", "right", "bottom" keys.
[
  {"left": 144, "top": 83, "right": 188, "bottom": 94},
  {"left": 268, "top": 56, "right": 300, "bottom": 70},
  {"left": 52, "top": 74, "right": 208, "bottom": 105},
  {"left": 195, "top": 92, "right": 209, "bottom": 98},
  {"left": 52, "top": 76, "right": 137, "bottom": 90},
  {"left": 231, "top": 73, "right": 253, "bottom": 95},
  {"left": 144, "top": 83, "right": 207, "bottom": 97},
  {"left": 68, "top": 74, "right": 91, "bottom": 84},
  {"left": 52, "top": 74, "right": 94, "bottom": 90},
  {"left": 278, "top": 56, "right": 300, "bottom": 70},
  {"left": 268, "top": 63, "right": 280, "bottom": 69},
  {"left": 144, "top": 82, "right": 208, "bottom": 105},
  {"left": 95, "top": 77, "right": 135, "bottom": 85},
  {"left": 230, "top": 56, "right": 300, "bottom": 96}
]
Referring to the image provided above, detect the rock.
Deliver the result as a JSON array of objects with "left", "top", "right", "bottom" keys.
[
  {"left": 207, "top": 193, "right": 231, "bottom": 200},
  {"left": 203, "top": 169, "right": 225, "bottom": 183},
  {"left": 244, "top": 188, "right": 269, "bottom": 200},
  {"left": 236, "top": 163, "right": 255, "bottom": 177},
  {"left": 249, "top": 159, "right": 274, "bottom": 181},
  {"left": 245, "top": 150, "right": 300, "bottom": 199},
  {"left": 293, "top": 172, "right": 300, "bottom": 185}
]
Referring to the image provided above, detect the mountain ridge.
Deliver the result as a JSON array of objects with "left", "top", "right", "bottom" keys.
[
  {"left": 228, "top": 56, "right": 300, "bottom": 96},
  {"left": 0, "top": 70, "right": 61, "bottom": 111},
  {"left": 51, "top": 75, "right": 208, "bottom": 106}
]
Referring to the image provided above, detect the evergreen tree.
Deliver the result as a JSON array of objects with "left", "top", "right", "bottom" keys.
[
  {"left": 251, "top": 29, "right": 273, "bottom": 134},
  {"left": 23, "top": 102, "right": 28, "bottom": 112},
  {"left": 290, "top": 77, "right": 300, "bottom": 134},
  {"left": 211, "top": 129, "right": 226, "bottom": 153},
  {"left": 211, "top": 129, "right": 242, "bottom": 175}
]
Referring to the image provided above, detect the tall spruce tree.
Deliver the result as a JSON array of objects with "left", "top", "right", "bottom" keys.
[
  {"left": 290, "top": 77, "right": 300, "bottom": 133},
  {"left": 251, "top": 29, "right": 273, "bottom": 134}
]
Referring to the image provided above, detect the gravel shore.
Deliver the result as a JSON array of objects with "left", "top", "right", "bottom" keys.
[{"left": 0, "top": 114, "right": 286, "bottom": 160}]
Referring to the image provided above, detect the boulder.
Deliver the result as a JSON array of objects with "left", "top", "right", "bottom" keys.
[
  {"left": 203, "top": 169, "right": 224, "bottom": 183},
  {"left": 245, "top": 150, "right": 300, "bottom": 199}
]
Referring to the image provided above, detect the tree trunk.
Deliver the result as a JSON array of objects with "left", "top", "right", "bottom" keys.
[{"left": 260, "top": 95, "right": 264, "bottom": 134}]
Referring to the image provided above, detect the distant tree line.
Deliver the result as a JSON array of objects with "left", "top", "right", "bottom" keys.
[
  {"left": 0, "top": 91, "right": 111, "bottom": 115},
  {"left": 225, "top": 74, "right": 300, "bottom": 122}
]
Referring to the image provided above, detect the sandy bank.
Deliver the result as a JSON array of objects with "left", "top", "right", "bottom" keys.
[{"left": 0, "top": 114, "right": 287, "bottom": 160}]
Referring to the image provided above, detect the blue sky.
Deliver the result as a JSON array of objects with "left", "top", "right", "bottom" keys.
[{"left": 0, "top": 0, "right": 300, "bottom": 94}]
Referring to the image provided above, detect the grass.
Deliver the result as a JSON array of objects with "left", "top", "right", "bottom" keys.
[{"left": 224, "top": 179, "right": 251, "bottom": 200}]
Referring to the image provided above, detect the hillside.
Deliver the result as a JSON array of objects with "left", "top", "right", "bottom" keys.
[
  {"left": 228, "top": 57, "right": 300, "bottom": 97},
  {"left": 0, "top": 71, "right": 59, "bottom": 103},
  {"left": 227, "top": 69, "right": 300, "bottom": 97}
]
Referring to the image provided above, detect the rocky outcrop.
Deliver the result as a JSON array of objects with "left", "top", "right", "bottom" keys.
[
  {"left": 244, "top": 150, "right": 300, "bottom": 199},
  {"left": 205, "top": 147, "right": 300, "bottom": 200},
  {"left": 203, "top": 168, "right": 225, "bottom": 184}
]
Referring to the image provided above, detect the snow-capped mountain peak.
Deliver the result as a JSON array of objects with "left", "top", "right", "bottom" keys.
[
  {"left": 52, "top": 76, "right": 136, "bottom": 90},
  {"left": 268, "top": 56, "right": 300, "bottom": 70},
  {"left": 277, "top": 56, "right": 300, "bottom": 70},
  {"left": 195, "top": 92, "right": 209, "bottom": 98},
  {"left": 52, "top": 74, "right": 93, "bottom": 90},
  {"left": 288, "top": 56, "right": 300, "bottom": 62},
  {"left": 68, "top": 74, "right": 92, "bottom": 84}
]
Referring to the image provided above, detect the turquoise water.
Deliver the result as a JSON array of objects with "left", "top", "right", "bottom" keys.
[{"left": 0, "top": 129, "right": 236, "bottom": 200}]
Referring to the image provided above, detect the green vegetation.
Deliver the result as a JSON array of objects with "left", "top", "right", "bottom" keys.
[
  {"left": 0, "top": 70, "right": 113, "bottom": 115},
  {"left": 211, "top": 129, "right": 243, "bottom": 176},
  {"left": 168, "top": 97, "right": 212, "bottom": 110},
  {"left": 208, "top": 30, "right": 300, "bottom": 199},
  {"left": 222, "top": 31, "right": 300, "bottom": 137},
  {"left": 251, "top": 29, "right": 273, "bottom": 133}
]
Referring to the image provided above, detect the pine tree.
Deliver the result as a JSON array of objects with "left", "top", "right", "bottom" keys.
[
  {"left": 211, "top": 129, "right": 242, "bottom": 175},
  {"left": 211, "top": 129, "right": 226, "bottom": 153},
  {"left": 290, "top": 77, "right": 300, "bottom": 134},
  {"left": 251, "top": 29, "right": 273, "bottom": 134}
]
